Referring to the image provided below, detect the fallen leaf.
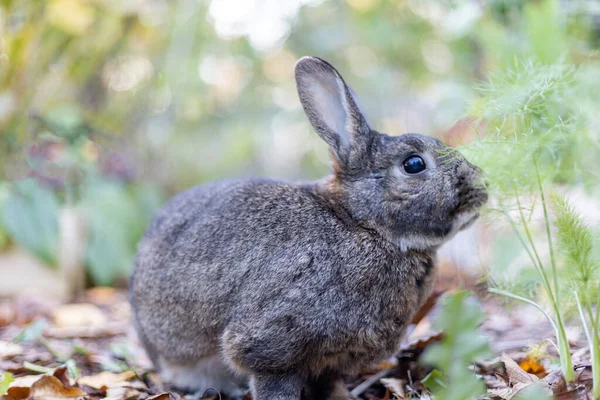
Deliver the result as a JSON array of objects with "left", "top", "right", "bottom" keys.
[
  {"left": 46, "top": 322, "right": 127, "bottom": 338},
  {"left": 381, "top": 388, "right": 390, "bottom": 400},
  {"left": 78, "top": 384, "right": 106, "bottom": 397},
  {"left": 86, "top": 287, "right": 121, "bottom": 305},
  {"left": 9, "top": 375, "right": 43, "bottom": 389},
  {"left": 103, "top": 386, "right": 142, "bottom": 400},
  {"left": 495, "top": 353, "right": 552, "bottom": 399},
  {"left": 146, "top": 393, "right": 175, "bottom": 400},
  {"left": 401, "top": 332, "right": 444, "bottom": 352},
  {"left": 0, "top": 342, "right": 23, "bottom": 358},
  {"left": 0, "top": 303, "right": 16, "bottom": 327},
  {"left": 380, "top": 378, "right": 405, "bottom": 397},
  {"left": 51, "top": 303, "right": 107, "bottom": 329},
  {"left": 541, "top": 367, "right": 566, "bottom": 394},
  {"left": 3, "top": 386, "right": 30, "bottom": 400},
  {"left": 77, "top": 371, "right": 136, "bottom": 389},
  {"left": 502, "top": 353, "right": 539, "bottom": 386},
  {"left": 411, "top": 290, "right": 443, "bottom": 324},
  {"left": 29, "top": 375, "right": 86, "bottom": 399},
  {"left": 52, "top": 367, "right": 70, "bottom": 387},
  {"left": 488, "top": 387, "right": 513, "bottom": 399}
]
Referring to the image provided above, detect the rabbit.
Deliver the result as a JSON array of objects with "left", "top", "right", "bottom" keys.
[{"left": 130, "top": 56, "right": 488, "bottom": 400}]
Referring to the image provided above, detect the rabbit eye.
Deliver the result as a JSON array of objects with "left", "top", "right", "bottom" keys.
[{"left": 403, "top": 155, "right": 426, "bottom": 174}]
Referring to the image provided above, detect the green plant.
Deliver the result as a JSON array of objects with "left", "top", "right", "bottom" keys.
[
  {"left": 0, "top": 372, "right": 13, "bottom": 396},
  {"left": 1, "top": 179, "right": 60, "bottom": 266},
  {"left": 421, "top": 291, "right": 491, "bottom": 400},
  {"left": 553, "top": 195, "right": 599, "bottom": 399},
  {"left": 461, "top": 51, "right": 600, "bottom": 384}
]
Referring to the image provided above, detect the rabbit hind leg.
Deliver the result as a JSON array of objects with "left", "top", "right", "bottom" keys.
[{"left": 160, "top": 355, "right": 248, "bottom": 397}]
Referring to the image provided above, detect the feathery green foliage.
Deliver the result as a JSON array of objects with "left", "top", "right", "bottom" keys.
[
  {"left": 552, "top": 194, "right": 600, "bottom": 301},
  {"left": 552, "top": 195, "right": 600, "bottom": 399}
]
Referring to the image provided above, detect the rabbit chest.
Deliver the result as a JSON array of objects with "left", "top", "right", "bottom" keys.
[{"left": 317, "top": 249, "right": 437, "bottom": 372}]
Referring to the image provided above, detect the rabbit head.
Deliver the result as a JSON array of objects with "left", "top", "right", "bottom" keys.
[{"left": 295, "top": 57, "right": 488, "bottom": 251}]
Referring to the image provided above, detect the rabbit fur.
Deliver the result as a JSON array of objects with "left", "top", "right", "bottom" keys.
[{"left": 130, "top": 56, "right": 488, "bottom": 400}]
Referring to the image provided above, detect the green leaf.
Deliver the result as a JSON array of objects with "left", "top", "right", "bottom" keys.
[
  {"left": 1, "top": 179, "right": 59, "bottom": 267},
  {"left": 64, "top": 359, "right": 79, "bottom": 380},
  {"left": 14, "top": 319, "right": 48, "bottom": 343},
  {"left": 80, "top": 180, "right": 159, "bottom": 285},
  {"left": 421, "top": 291, "right": 490, "bottom": 400},
  {"left": 421, "top": 369, "right": 446, "bottom": 393},
  {"left": 0, "top": 372, "right": 13, "bottom": 396},
  {"left": 23, "top": 361, "right": 54, "bottom": 374}
]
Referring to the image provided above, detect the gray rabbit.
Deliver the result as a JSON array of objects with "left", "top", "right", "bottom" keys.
[{"left": 130, "top": 57, "right": 488, "bottom": 400}]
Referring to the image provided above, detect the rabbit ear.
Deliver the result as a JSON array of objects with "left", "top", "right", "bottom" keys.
[{"left": 295, "top": 57, "right": 372, "bottom": 167}]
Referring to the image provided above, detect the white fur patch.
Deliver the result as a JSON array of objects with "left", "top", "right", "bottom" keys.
[{"left": 394, "top": 211, "right": 478, "bottom": 252}]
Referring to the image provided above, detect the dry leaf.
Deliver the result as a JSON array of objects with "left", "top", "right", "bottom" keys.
[
  {"left": 488, "top": 387, "right": 513, "bottom": 399},
  {"left": 3, "top": 386, "right": 30, "bottom": 400},
  {"left": 501, "top": 353, "right": 539, "bottom": 386},
  {"left": 401, "top": 332, "right": 444, "bottom": 352},
  {"left": 410, "top": 290, "right": 443, "bottom": 324},
  {"left": 380, "top": 378, "right": 405, "bottom": 397},
  {"left": 495, "top": 353, "right": 552, "bottom": 399},
  {"left": 0, "top": 341, "right": 23, "bottom": 358},
  {"left": 52, "top": 368, "right": 70, "bottom": 387},
  {"left": 9, "top": 375, "right": 43, "bottom": 389},
  {"left": 103, "top": 386, "right": 142, "bottom": 400},
  {"left": 51, "top": 303, "right": 107, "bottom": 329},
  {"left": 77, "top": 371, "right": 136, "bottom": 390},
  {"left": 146, "top": 393, "right": 175, "bottom": 400},
  {"left": 46, "top": 321, "right": 127, "bottom": 338},
  {"left": 29, "top": 375, "right": 85, "bottom": 399},
  {"left": 86, "top": 287, "right": 121, "bottom": 305}
]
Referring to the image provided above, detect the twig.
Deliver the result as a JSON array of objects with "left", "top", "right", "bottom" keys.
[{"left": 350, "top": 368, "right": 393, "bottom": 398}]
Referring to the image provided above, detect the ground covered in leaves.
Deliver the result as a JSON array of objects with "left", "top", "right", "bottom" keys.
[{"left": 0, "top": 274, "right": 595, "bottom": 400}]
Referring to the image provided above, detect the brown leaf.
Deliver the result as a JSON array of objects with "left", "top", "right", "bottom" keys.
[
  {"left": 401, "top": 332, "right": 444, "bottom": 352},
  {"left": 86, "top": 288, "right": 122, "bottom": 306},
  {"left": 51, "top": 304, "right": 107, "bottom": 329},
  {"left": 380, "top": 378, "right": 404, "bottom": 398},
  {"left": 146, "top": 393, "right": 175, "bottom": 400},
  {"left": 0, "top": 341, "right": 23, "bottom": 358},
  {"left": 78, "top": 384, "right": 106, "bottom": 397},
  {"left": 9, "top": 375, "right": 43, "bottom": 389},
  {"left": 29, "top": 375, "right": 86, "bottom": 399},
  {"left": 488, "top": 387, "right": 513, "bottom": 399},
  {"left": 0, "top": 302, "right": 16, "bottom": 327},
  {"left": 103, "top": 386, "right": 142, "bottom": 400},
  {"left": 45, "top": 322, "right": 127, "bottom": 339},
  {"left": 381, "top": 388, "right": 390, "bottom": 400},
  {"left": 52, "top": 367, "right": 70, "bottom": 387},
  {"left": 410, "top": 290, "right": 443, "bottom": 325},
  {"left": 77, "top": 371, "right": 136, "bottom": 390},
  {"left": 541, "top": 367, "right": 567, "bottom": 394},
  {"left": 3, "top": 386, "right": 30, "bottom": 400},
  {"left": 501, "top": 353, "right": 539, "bottom": 386}
]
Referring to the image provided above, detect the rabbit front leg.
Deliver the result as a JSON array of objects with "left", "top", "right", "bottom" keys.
[
  {"left": 251, "top": 373, "right": 305, "bottom": 400},
  {"left": 303, "top": 371, "right": 350, "bottom": 400}
]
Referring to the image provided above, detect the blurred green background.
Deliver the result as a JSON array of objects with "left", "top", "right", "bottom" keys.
[{"left": 0, "top": 0, "right": 599, "bottom": 289}]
